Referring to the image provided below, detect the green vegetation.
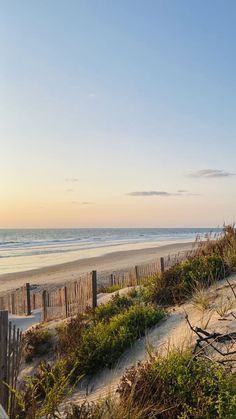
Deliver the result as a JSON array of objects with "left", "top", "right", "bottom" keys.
[
  {"left": 15, "top": 360, "right": 79, "bottom": 419},
  {"left": 18, "top": 295, "right": 164, "bottom": 418},
  {"left": 143, "top": 226, "right": 236, "bottom": 306},
  {"left": 147, "top": 254, "right": 224, "bottom": 305},
  {"left": 94, "top": 294, "right": 133, "bottom": 322},
  {"left": 73, "top": 304, "right": 164, "bottom": 376},
  {"left": 100, "top": 283, "right": 123, "bottom": 293},
  {"left": 65, "top": 350, "right": 236, "bottom": 418},
  {"left": 56, "top": 313, "right": 86, "bottom": 356},
  {"left": 23, "top": 325, "right": 53, "bottom": 363}
]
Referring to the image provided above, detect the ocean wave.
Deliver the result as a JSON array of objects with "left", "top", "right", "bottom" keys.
[
  {"left": 0, "top": 228, "right": 222, "bottom": 266},
  {"left": 0, "top": 241, "right": 18, "bottom": 246}
]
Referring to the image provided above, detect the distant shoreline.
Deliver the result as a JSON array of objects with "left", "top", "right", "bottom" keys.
[{"left": 0, "top": 241, "right": 195, "bottom": 294}]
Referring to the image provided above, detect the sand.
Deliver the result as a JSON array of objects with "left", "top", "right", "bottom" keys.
[
  {"left": 0, "top": 241, "right": 194, "bottom": 294},
  {"left": 61, "top": 273, "right": 236, "bottom": 409}
]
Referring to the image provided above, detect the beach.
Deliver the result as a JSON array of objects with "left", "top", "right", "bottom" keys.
[{"left": 0, "top": 241, "right": 194, "bottom": 294}]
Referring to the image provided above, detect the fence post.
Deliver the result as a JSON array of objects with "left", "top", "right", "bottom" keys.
[
  {"left": 160, "top": 257, "right": 165, "bottom": 273},
  {"left": 64, "top": 286, "right": 68, "bottom": 317},
  {"left": 42, "top": 291, "right": 47, "bottom": 322},
  {"left": 32, "top": 294, "right": 36, "bottom": 310},
  {"left": 25, "top": 283, "right": 31, "bottom": 316},
  {"left": 92, "top": 270, "right": 97, "bottom": 308},
  {"left": 135, "top": 265, "right": 139, "bottom": 281},
  {"left": 11, "top": 294, "right": 15, "bottom": 315},
  {"left": 0, "top": 310, "right": 8, "bottom": 411},
  {"left": 110, "top": 274, "right": 114, "bottom": 287}
]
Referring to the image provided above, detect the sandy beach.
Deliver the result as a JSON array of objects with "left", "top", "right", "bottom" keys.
[{"left": 0, "top": 241, "right": 194, "bottom": 294}]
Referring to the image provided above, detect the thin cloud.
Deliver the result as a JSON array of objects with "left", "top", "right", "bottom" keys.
[
  {"left": 188, "top": 169, "right": 234, "bottom": 178},
  {"left": 65, "top": 178, "right": 79, "bottom": 182},
  {"left": 127, "top": 190, "right": 201, "bottom": 197},
  {"left": 127, "top": 191, "right": 173, "bottom": 196},
  {"left": 65, "top": 188, "right": 74, "bottom": 192},
  {"left": 71, "top": 201, "right": 94, "bottom": 205}
]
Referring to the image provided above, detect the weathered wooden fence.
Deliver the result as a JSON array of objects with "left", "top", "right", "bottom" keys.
[
  {"left": 100, "top": 250, "right": 189, "bottom": 290},
  {"left": 0, "top": 284, "right": 31, "bottom": 316},
  {"left": 41, "top": 272, "right": 93, "bottom": 322},
  {"left": 100, "top": 259, "right": 161, "bottom": 290},
  {"left": 0, "top": 250, "right": 191, "bottom": 323},
  {"left": 163, "top": 250, "right": 190, "bottom": 270},
  {"left": 0, "top": 311, "right": 22, "bottom": 419}
]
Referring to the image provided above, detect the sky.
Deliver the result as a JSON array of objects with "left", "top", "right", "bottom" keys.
[{"left": 1, "top": 0, "right": 236, "bottom": 228}]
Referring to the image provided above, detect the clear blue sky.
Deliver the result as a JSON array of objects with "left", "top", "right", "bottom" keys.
[{"left": 1, "top": 1, "right": 236, "bottom": 227}]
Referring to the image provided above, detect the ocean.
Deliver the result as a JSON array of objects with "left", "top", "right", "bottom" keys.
[{"left": 0, "top": 228, "right": 221, "bottom": 275}]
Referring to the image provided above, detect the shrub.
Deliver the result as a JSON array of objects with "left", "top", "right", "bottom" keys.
[
  {"left": 140, "top": 274, "right": 160, "bottom": 302},
  {"left": 117, "top": 350, "right": 236, "bottom": 418},
  {"left": 66, "top": 351, "right": 236, "bottom": 418},
  {"left": 148, "top": 254, "right": 225, "bottom": 305},
  {"left": 100, "top": 284, "right": 122, "bottom": 293},
  {"left": 127, "top": 287, "right": 139, "bottom": 299},
  {"left": 94, "top": 294, "right": 133, "bottom": 322},
  {"left": 23, "top": 325, "right": 52, "bottom": 363},
  {"left": 15, "top": 359, "right": 79, "bottom": 419},
  {"left": 56, "top": 314, "right": 86, "bottom": 356},
  {"left": 195, "top": 225, "right": 236, "bottom": 272},
  {"left": 73, "top": 304, "right": 165, "bottom": 376}
]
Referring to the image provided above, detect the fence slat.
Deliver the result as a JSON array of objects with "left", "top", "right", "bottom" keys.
[
  {"left": 160, "top": 257, "right": 165, "bottom": 273},
  {"left": 92, "top": 271, "right": 97, "bottom": 309},
  {"left": 0, "top": 310, "right": 8, "bottom": 411},
  {"left": 42, "top": 291, "right": 47, "bottom": 322},
  {"left": 25, "top": 283, "right": 31, "bottom": 316}
]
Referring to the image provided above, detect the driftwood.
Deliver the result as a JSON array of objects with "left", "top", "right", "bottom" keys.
[
  {"left": 185, "top": 275, "right": 236, "bottom": 362},
  {"left": 185, "top": 314, "right": 236, "bottom": 359}
]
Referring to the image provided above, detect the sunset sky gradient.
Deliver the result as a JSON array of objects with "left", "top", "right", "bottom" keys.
[{"left": 1, "top": 1, "right": 236, "bottom": 228}]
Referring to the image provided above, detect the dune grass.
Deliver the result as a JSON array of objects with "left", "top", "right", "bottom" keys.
[
  {"left": 65, "top": 349, "right": 236, "bottom": 419},
  {"left": 17, "top": 295, "right": 164, "bottom": 417}
]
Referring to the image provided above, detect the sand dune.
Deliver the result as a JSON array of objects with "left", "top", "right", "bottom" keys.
[{"left": 61, "top": 273, "right": 236, "bottom": 409}]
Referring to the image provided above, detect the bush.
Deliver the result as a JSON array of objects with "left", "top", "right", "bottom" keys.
[
  {"left": 73, "top": 304, "right": 165, "bottom": 376},
  {"left": 94, "top": 294, "right": 133, "bottom": 322},
  {"left": 148, "top": 254, "right": 225, "bottom": 305},
  {"left": 127, "top": 287, "right": 139, "bottom": 299},
  {"left": 23, "top": 325, "right": 52, "bottom": 363},
  {"left": 118, "top": 350, "right": 236, "bottom": 418},
  {"left": 66, "top": 351, "right": 236, "bottom": 418},
  {"left": 140, "top": 274, "right": 160, "bottom": 302},
  {"left": 100, "top": 284, "right": 122, "bottom": 293},
  {"left": 15, "top": 360, "right": 78, "bottom": 419},
  {"left": 56, "top": 314, "right": 86, "bottom": 356}
]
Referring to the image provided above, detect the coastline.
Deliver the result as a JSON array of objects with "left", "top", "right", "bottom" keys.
[{"left": 0, "top": 241, "right": 194, "bottom": 294}]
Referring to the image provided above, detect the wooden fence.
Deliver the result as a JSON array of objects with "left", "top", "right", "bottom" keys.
[
  {"left": 100, "top": 259, "right": 161, "bottom": 290},
  {"left": 100, "top": 250, "right": 189, "bottom": 290},
  {"left": 0, "top": 311, "right": 22, "bottom": 419},
  {"left": 41, "top": 272, "right": 93, "bottom": 322},
  {"left": 0, "top": 284, "right": 31, "bottom": 317},
  {"left": 0, "top": 250, "right": 190, "bottom": 323},
  {"left": 163, "top": 250, "right": 190, "bottom": 270}
]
